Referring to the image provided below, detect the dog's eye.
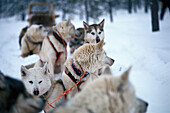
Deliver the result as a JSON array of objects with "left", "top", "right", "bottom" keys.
[
  {"left": 91, "top": 32, "right": 95, "bottom": 35},
  {"left": 29, "top": 81, "right": 33, "bottom": 84},
  {"left": 39, "top": 81, "right": 42, "bottom": 84},
  {"left": 98, "top": 31, "right": 101, "bottom": 34}
]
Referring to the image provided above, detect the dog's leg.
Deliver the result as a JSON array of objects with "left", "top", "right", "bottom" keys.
[{"left": 48, "top": 57, "right": 56, "bottom": 78}]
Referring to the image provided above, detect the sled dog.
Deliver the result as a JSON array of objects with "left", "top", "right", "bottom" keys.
[
  {"left": 52, "top": 67, "right": 148, "bottom": 113},
  {"left": 83, "top": 19, "right": 105, "bottom": 43},
  {"left": 20, "top": 24, "right": 48, "bottom": 57},
  {"left": 35, "top": 19, "right": 78, "bottom": 76},
  {"left": 69, "top": 28, "right": 84, "bottom": 53},
  {"left": 69, "top": 19, "right": 105, "bottom": 53},
  {"left": 0, "top": 71, "right": 44, "bottom": 113},
  {"left": 21, "top": 63, "right": 66, "bottom": 113},
  {"left": 62, "top": 39, "right": 114, "bottom": 98}
]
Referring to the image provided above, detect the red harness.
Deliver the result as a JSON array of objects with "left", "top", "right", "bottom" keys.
[
  {"left": 47, "top": 36, "right": 62, "bottom": 64},
  {"left": 40, "top": 31, "right": 67, "bottom": 64}
]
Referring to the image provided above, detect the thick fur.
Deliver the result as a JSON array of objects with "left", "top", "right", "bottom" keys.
[
  {"left": 0, "top": 71, "right": 44, "bottom": 113},
  {"left": 52, "top": 68, "right": 148, "bottom": 113},
  {"left": 62, "top": 39, "right": 114, "bottom": 98},
  {"left": 83, "top": 19, "right": 105, "bottom": 43},
  {"left": 21, "top": 24, "right": 48, "bottom": 57},
  {"left": 21, "top": 63, "right": 65, "bottom": 113},
  {"left": 35, "top": 19, "right": 78, "bottom": 77}
]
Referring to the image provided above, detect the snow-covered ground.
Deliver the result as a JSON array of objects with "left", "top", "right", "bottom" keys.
[{"left": 0, "top": 10, "right": 170, "bottom": 113}]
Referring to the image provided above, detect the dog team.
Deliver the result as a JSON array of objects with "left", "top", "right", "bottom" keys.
[{"left": 0, "top": 19, "right": 148, "bottom": 113}]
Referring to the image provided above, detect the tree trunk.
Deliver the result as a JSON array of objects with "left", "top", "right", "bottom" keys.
[
  {"left": 21, "top": 13, "right": 25, "bottom": 21},
  {"left": 144, "top": 0, "right": 149, "bottom": 13},
  {"left": 84, "top": 0, "right": 89, "bottom": 24},
  {"left": 128, "top": 0, "right": 132, "bottom": 14},
  {"left": 151, "top": 0, "right": 159, "bottom": 32},
  {"left": 62, "top": 9, "right": 66, "bottom": 21},
  {"left": 108, "top": 2, "right": 113, "bottom": 22},
  {"left": 133, "top": 0, "right": 137, "bottom": 13}
]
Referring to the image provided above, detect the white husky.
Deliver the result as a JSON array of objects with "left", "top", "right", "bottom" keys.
[{"left": 21, "top": 63, "right": 66, "bottom": 113}]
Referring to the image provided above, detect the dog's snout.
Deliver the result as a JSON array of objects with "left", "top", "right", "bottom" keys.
[
  {"left": 33, "top": 88, "right": 39, "bottom": 96},
  {"left": 96, "top": 36, "right": 100, "bottom": 43},
  {"left": 110, "top": 58, "right": 115, "bottom": 66},
  {"left": 145, "top": 101, "right": 149, "bottom": 107}
]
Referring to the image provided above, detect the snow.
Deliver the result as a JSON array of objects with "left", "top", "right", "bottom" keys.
[{"left": 0, "top": 11, "right": 170, "bottom": 113}]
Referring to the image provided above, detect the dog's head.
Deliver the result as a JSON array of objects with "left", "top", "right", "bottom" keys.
[
  {"left": 21, "top": 63, "right": 51, "bottom": 97},
  {"left": 26, "top": 24, "right": 48, "bottom": 41},
  {"left": 83, "top": 19, "right": 105, "bottom": 44},
  {"left": 103, "top": 67, "right": 148, "bottom": 113},
  {"left": 53, "top": 19, "right": 77, "bottom": 42},
  {"left": 0, "top": 71, "right": 44, "bottom": 113},
  {"left": 73, "top": 39, "right": 114, "bottom": 73}
]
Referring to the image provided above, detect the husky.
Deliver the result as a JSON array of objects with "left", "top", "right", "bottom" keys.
[
  {"left": 69, "top": 19, "right": 105, "bottom": 54},
  {"left": 69, "top": 28, "right": 84, "bottom": 53},
  {"left": 83, "top": 19, "right": 105, "bottom": 43},
  {"left": 62, "top": 39, "right": 114, "bottom": 98},
  {"left": 52, "top": 67, "right": 148, "bottom": 113},
  {"left": 35, "top": 19, "right": 78, "bottom": 77},
  {"left": 0, "top": 71, "right": 44, "bottom": 113},
  {"left": 21, "top": 63, "right": 66, "bottom": 113},
  {"left": 20, "top": 24, "right": 48, "bottom": 58}
]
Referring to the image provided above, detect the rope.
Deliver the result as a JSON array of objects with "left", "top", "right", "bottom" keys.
[
  {"left": 43, "top": 63, "right": 85, "bottom": 110},
  {"left": 41, "top": 93, "right": 55, "bottom": 108},
  {"left": 56, "top": 30, "right": 67, "bottom": 61}
]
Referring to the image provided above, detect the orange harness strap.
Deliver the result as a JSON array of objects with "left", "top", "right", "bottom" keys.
[{"left": 43, "top": 63, "right": 85, "bottom": 110}]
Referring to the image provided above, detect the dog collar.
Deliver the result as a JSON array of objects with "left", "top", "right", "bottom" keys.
[
  {"left": 53, "top": 31, "right": 67, "bottom": 46},
  {"left": 27, "top": 35, "right": 42, "bottom": 45},
  {"left": 65, "top": 67, "right": 85, "bottom": 91},
  {"left": 71, "top": 60, "right": 89, "bottom": 78}
]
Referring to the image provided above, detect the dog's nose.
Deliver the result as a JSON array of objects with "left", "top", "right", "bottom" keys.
[
  {"left": 110, "top": 59, "right": 115, "bottom": 66},
  {"left": 33, "top": 88, "right": 39, "bottom": 96},
  {"left": 96, "top": 36, "right": 100, "bottom": 43},
  {"left": 145, "top": 102, "right": 149, "bottom": 107}
]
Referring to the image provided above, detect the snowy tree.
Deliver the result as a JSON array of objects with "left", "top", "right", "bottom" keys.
[{"left": 150, "top": 0, "right": 159, "bottom": 31}]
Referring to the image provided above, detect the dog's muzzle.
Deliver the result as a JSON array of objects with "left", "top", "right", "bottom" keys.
[
  {"left": 106, "top": 57, "right": 114, "bottom": 66},
  {"left": 33, "top": 88, "right": 39, "bottom": 96},
  {"left": 96, "top": 36, "right": 100, "bottom": 43}
]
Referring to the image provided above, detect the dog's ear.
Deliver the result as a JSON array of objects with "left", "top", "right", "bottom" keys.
[
  {"left": 66, "top": 19, "right": 71, "bottom": 26},
  {"left": 83, "top": 21, "right": 89, "bottom": 30},
  {"left": 21, "top": 65, "right": 28, "bottom": 77},
  {"left": 121, "top": 66, "right": 132, "bottom": 82},
  {"left": 96, "top": 39, "right": 104, "bottom": 51},
  {"left": 99, "top": 19, "right": 105, "bottom": 29},
  {"left": 43, "top": 62, "right": 48, "bottom": 75}
]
